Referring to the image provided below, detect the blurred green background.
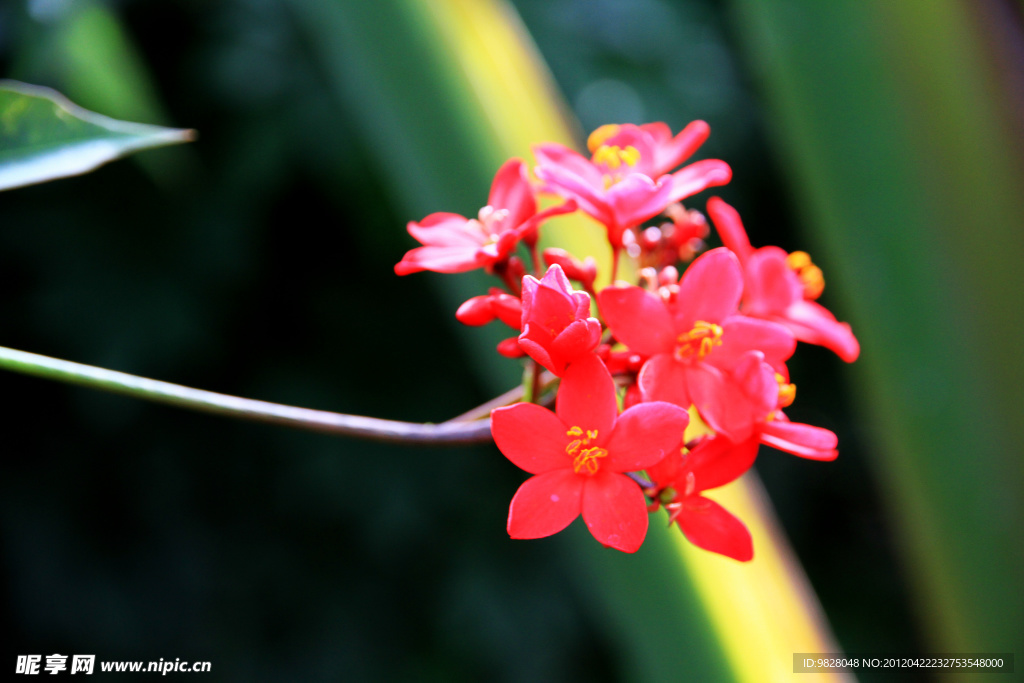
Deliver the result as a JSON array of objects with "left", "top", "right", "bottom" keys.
[{"left": 1, "top": 0, "right": 1021, "bottom": 681}]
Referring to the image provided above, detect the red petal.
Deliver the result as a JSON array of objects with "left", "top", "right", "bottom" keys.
[
  {"left": 518, "top": 330, "right": 560, "bottom": 375},
  {"left": 407, "top": 213, "right": 480, "bottom": 246},
  {"left": 533, "top": 142, "right": 604, "bottom": 187},
  {"left": 394, "top": 246, "right": 486, "bottom": 275},
  {"left": 581, "top": 472, "right": 649, "bottom": 553},
  {"left": 673, "top": 247, "right": 743, "bottom": 330},
  {"left": 534, "top": 164, "right": 613, "bottom": 228},
  {"left": 677, "top": 496, "right": 753, "bottom": 561},
  {"left": 688, "top": 358, "right": 774, "bottom": 443},
  {"left": 556, "top": 355, "right": 618, "bottom": 439},
  {"left": 707, "top": 197, "right": 753, "bottom": 262},
  {"left": 507, "top": 469, "right": 584, "bottom": 539},
  {"left": 649, "top": 120, "right": 710, "bottom": 175},
  {"left": 667, "top": 159, "right": 732, "bottom": 204},
  {"left": 549, "top": 319, "right": 603, "bottom": 369},
  {"left": 744, "top": 247, "right": 801, "bottom": 315},
  {"left": 604, "top": 401, "right": 688, "bottom": 471},
  {"left": 488, "top": 158, "right": 536, "bottom": 229},
  {"left": 491, "top": 403, "right": 571, "bottom": 474},
  {"left": 686, "top": 435, "right": 760, "bottom": 491},
  {"left": 605, "top": 173, "right": 676, "bottom": 229},
  {"left": 712, "top": 316, "right": 796, "bottom": 372},
  {"left": 760, "top": 420, "right": 838, "bottom": 461},
  {"left": 515, "top": 199, "right": 579, "bottom": 245},
  {"left": 598, "top": 286, "right": 675, "bottom": 357},
  {"left": 637, "top": 354, "right": 691, "bottom": 408},
  {"left": 526, "top": 276, "right": 576, "bottom": 333},
  {"left": 784, "top": 301, "right": 861, "bottom": 363}
]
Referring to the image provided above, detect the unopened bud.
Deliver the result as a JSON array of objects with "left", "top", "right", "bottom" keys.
[
  {"left": 489, "top": 290, "right": 523, "bottom": 330},
  {"left": 640, "top": 227, "right": 662, "bottom": 252},
  {"left": 496, "top": 336, "right": 525, "bottom": 358},
  {"left": 667, "top": 206, "right": 709, "bottom": 247},
  {"left": 542, "top": 248, "right": 598, "bottom": 289},
  {"left": 455, "top": 295, "right": 495, "bottom": 326}
]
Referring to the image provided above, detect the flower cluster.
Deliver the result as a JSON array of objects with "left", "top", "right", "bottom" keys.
[{"left": 395, "top": 122, "right": 858, "bottom": 560}]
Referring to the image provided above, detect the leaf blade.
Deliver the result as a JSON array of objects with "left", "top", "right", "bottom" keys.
[{"left": 0, "top": 80, "right": 194, "bottom": 191}]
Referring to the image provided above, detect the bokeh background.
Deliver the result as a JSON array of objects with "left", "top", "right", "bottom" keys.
[{"left": 1, "top": 0, "right": 1021, "bottom": 681}]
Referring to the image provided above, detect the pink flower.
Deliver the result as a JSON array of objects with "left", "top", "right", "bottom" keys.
[
  {"left": 646, "top": 437, "right": 757, "bottom": 561},
  {"left": 533, "top": 123, "right": 731, "bottom": 249},
  {"left": 707, "top": 197, "right": 860, "bottom": 362},
  {"left": 395, "top": 159, "right": 575, "bottom": 275},
  {"left": 491, "top": 355, "right": 689, "bottom": 553},
  {"left": 518, "top": 265, "right": 603, "bottom": 376},
  {"left": 598, "top": 247, "right": 796, "bottom": 441}
]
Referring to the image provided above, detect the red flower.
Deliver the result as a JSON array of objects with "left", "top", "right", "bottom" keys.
[
  {"left": 395, "top": 159, "right": 575, "bottom": 275},
  {"left": 491, "top": 355, "right": 689, "bottom": 553},
  {"left": 533, "top": 123, "right": 731, "bottom": 249},
  {"left": 598, "top": 247, "right": 796, "bottom": 441},
  {"left": 707, "top": 197, "right": 860, "bottom": 362},
  {"left": 646, "top": 437, "right": 757, "bottom": 561},
  {"left": 518, "top": 265, "right": 603, "bottom": 376}
]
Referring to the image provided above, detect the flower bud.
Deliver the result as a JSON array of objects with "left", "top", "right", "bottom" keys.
[
  {"left": 455, "top": 295, "right": 496, "bottom": 326},
  {"left": 518, "top": 265, "right": 603, "bottom": 376},
  {"left": 543, "top": 248, "right": 598, "bottom": 290},
  {"left": 496, "top": 337, "right": 525, "bottom": 358}
]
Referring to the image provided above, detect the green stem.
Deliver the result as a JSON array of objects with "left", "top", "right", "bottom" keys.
[{"left": 0, "top": 345, "right": 493, "bottom": 445}]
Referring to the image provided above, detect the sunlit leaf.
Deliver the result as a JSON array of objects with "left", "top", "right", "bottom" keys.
[{"left": 0, "top": 80, "right": 194, "bottom": 191}]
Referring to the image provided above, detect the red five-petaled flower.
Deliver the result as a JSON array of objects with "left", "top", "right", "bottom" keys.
[
  {"left": 707, "top": 197, "right": 860, "bottom": 362},
  {"left": 533, "top": 122, "right": 731, "bottom": 250},
  {"left": 599, "top": 247, "right": 796, "bottom": 442},
  {"left": 491, "top": 355, "right": 689, "bottom": 553},
  {"left": 646, "top": 436, "right": 759, "bottom": 561},
  {"left": 395, "top": 159, "right": 575, "bottom": 275}
]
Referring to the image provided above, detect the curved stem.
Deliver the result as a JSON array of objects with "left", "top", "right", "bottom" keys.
[{"left": 0, "top": 345, "right": 493, "bottom": 445}]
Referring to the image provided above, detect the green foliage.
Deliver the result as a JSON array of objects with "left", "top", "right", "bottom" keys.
[
  {"left": 732, "top": 0, "right": 1024, "bottom": 658},
  {"left": 0, "top": 80, "right": 193, "bottom": 191}
]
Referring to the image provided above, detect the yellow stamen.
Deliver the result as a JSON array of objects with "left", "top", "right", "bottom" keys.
[
  {"left": 587, "top": 124, "right": 621, "bottom": 153},
  {"left": 565, "top": 426, "right": 605, "bottom": 475},
  {"left": 786, "top": 251, "right": 825, "bottom": 300},
  {"left": 573, "top": 446, "right": 609, "bottom": 475},
  {"left": 592, "top": 144, "right": 640, "bottom": 170},
  {"left": 775, "top": 373, "right": 796, "bottom": 408},
  {"left": 674, "top": 321, "right": 723, "bottom": 361}
]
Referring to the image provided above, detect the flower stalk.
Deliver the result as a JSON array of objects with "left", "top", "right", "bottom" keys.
[{"left": 0, "top": 345, "right": 494, "bottom": 445}]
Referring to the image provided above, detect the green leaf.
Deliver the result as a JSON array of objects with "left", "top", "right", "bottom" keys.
[
  {"left": 731, "top": 0, "right": 1024, "bottom": 656},
  {"left": 0, "top": 80, "right": 194, "bottom": 191}
]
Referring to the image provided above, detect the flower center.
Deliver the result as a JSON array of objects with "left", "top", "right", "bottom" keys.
[
  {"left": 587, "top": 124, "right": 641, "bottom": 188},
  {"left": 566, "top": 426, "right": 607, "bottom": 475},
  {"left": 587, "top": 124, "right": 621, "bottom": 151},
  {"left": 592, "top": 144, "right": 641, "bottom": 171},
  {"left": 786, "top": 250, "right": 824, "bottom": 300},
  {"left": 674, "top": 321, "right": 723, "bottom": 361},
  {"left": 476, "top": 205, "right": 510, "bottom": 240}
]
